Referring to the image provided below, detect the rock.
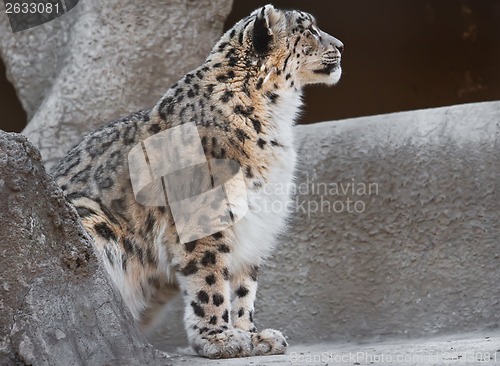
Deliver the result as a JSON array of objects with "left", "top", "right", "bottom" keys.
[
  {"left": 0, "top": 0, "right": 233, "bottom": 169},
  {"left": 0, "top": 131, "right": 171, "bottom": 365}
]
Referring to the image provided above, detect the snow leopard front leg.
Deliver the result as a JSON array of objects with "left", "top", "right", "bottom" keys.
[
  {"left": 176, "top": 235, "right": 250, "bottom": 359},
  {"left": 231, "top": 266, "right": 288, "bottom": 356},
  {"left": 174, "top": 233, "right": 287, "bottom": 358}
]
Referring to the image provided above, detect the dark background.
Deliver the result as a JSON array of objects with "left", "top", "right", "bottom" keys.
[{"left": 1, "top": 0, "right": 500, "bottom": 131}]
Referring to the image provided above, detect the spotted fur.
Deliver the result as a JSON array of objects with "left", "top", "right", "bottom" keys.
[{"left": 52, "top": 4, "right": 343, "bottom": 359}]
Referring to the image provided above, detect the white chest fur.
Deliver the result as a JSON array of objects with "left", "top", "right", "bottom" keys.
[{"left": 230, "top": 88, "right": 302, "bottom": 273}]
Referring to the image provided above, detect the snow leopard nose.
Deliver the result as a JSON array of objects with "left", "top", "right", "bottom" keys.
[
  {"left": 331, "top": 37, "right": 344, "bottom": 54},
  {"left": 321, "top": 31, "right": 344, "bottom": 55}
]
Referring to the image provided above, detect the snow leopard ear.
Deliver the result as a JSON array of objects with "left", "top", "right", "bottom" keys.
[{"left": 252, "top": 5, "right": 278, "bottom": 55}]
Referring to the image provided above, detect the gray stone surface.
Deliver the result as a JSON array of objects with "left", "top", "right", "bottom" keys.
[
  {"left": 0, "top": 131, "right": 170, "bottom": 365},
  {"left": 148, "top": 101, "right": 500, "bottom": 352},
  {"left": 0, "top": 0, "right": 233, "bottom": 169},
  {"left": 170, "top": 331, "right": 500, "bottom": 365}
]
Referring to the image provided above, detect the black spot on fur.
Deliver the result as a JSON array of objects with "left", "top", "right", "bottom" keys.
[
  {"left": 267, "top": 92, "right": 279, "bottom": 103},
  {"left": 145, "top": 213, "right": 155, "bottom": 232},
  {"left": 213, "top": 293, "right": 224, "bottom": 306},
  {"left": 235, "top": 128, "right": 250, "bottom": 142},
  {"left": 104, "top": 247, "right": 114, "bottom": 265},
  {"left": 250, "top": 266, "right": 259, "bottom": 281},
  {"left": 234, "top": 105, "right": 254, "bottom": 117},
  {"left": 283, "top": 54, "right": 291, "bottom": 69},
  {"left": 251, "top": 118, "right": 262, "bottom": 133},
  {"left": 218, "top": 244, "right": 230, "bottom": 253},
  {"left": 158, "top": 97, "right": 174, "bottom": 120},
  {"left": 208, "top": 329, "right": 223, "bottom": 335},
  {"left": 122, "top": 122, "right": 138, "bottom": 145},
  {"left": 149, "top": 123, "right": 161, "bottom": 134},
  {"left": 123, "top": 238, "right": 134, "bottom": 253},
  {"left": 244, "top": 166, "right": 254, "bottom": 179},
  {"left": 200, "top": 135, "right": 207, "bottom": 151},
  {"left": 249, "top": 311, "right": 254, "bottom": 323},
  {"left": 75, "top": 206, "right": 97, "bottom": 218},
  {"left": 222, "top": 309, "right": 229, "bottom": 323},
  {"left": 220, "top": 90, "right": 234, "bottom": 103},
  {"left": 55, "top": 149, "right": 80, "bottom": 177},
  {"left": 218, "top": 42, "right": 228, "bottom": 51},
  {"left": 238, "top": 308, "right": 245, "bottom": 317},
  {"left": 181, "top": 260, "right": 198, "bottom": 276},
  {"left": 219, "top": 148, "right": 226, "bottom": 158},
  {"left": 222, "top": 267, "right": 229, "bottom": 280},
  {"left": 106, "top": 151, "right": 122, "bottom": 172},
  {"left": 228, "top": 56, "right": 238, "bottom": 67},
  {"left": 212, "top": 232, "right": 223, "bottom": 240},
  {"left": 95, "top": 164, "right": 113, "bottom": 189},
  {"left": 257, "top": 138, "right": 266, "bottom": 149},
  {"left": 85, "top": 129, "right": 119, "bottom": 158},
  {"left": 205, "top": 274, "right": 216, "bottom": 285},
  {"left": 256, "top": 78, "right": 264, "bottom": 90},
  {"left": 235, "top": 286, "right": 249, "bottom": 298},
  {"left": 191, "top": 301, "right": 205, "bottom": 317},
  {"left": 121, "top": 254, "right": 128, "bottom": 271},
  {"left": 98, "top": 201, "right": 120, "bottom": 225},
  {"left": 209, "top": 315, "right": 218, "bottom": 325},
  {"left": 206, "top": 84, "right": 215, "bottom": 94},
  {"left": 94, "top": 223, "right": 116, "bottom": 241},
  {"left": 293, "top": 36, "right": 301, "bottom": 50},
  {"left": 197, "top": 290, "right": 210, "bottom": 304},
  {"left": 201, "top": 251, "right": 217, "bottom": 266},
  {"left": 270, "top": 140, "right": 283, "bottom": 147},
  {"left": 185, "top": 240, "right": 197, "bottom": 252},
  {"left": 216, "top": 70, "right": 235, "bottom": 82}
]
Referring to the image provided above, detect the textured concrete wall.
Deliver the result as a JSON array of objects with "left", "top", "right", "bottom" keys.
[
  {"left": 149, "top": 101, "right": 500, "bottom": 351},
  {"left": 0, "top": 0, "right": 233, "bottom": 169}
]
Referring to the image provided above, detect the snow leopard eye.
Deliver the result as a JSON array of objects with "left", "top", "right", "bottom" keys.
[{"left": 310, "top": 25, "right": 322, "bottom": 38}]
